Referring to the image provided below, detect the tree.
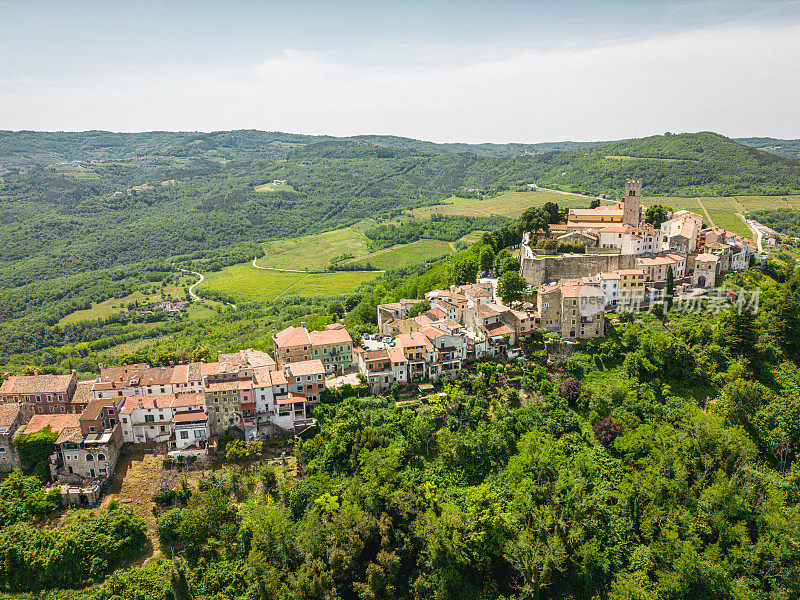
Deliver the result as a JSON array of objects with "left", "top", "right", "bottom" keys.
[
  {"left": 328, "top": 302, "right": 344, "bottom": 320},
  {"left": 479, "top": 246, "right": 495, "bottom": 273},
  {"left": 13, "top": 426, "right": 58, "bottom": 482},
  {"left": 558, "top": 377, "right": 581, "bottom": 404},
  {"left": 498, "top": 272, "right": 527, "bottom": 304},
  {"left": 589, "top": 198, "right": 601, "bottom": 209},
  {"left": 517, "top": 207, "right": 549, "bottom": 238},
  {"left": 406, "top": 300, "right": 430, "bottom": 318},
  {"left": 542, "top": 201, "right": 561, "bottom": 224},
  {"left": 450, "top": 256, "right": 478, "bottom": 286},
  {"left": 665, "top": 266, "right": 674, "bottom": 311},
  {"left": 592, "top": 416, "right": 621, "bottom": 445},
  {"left": 644, "top": 204, "right": 671, "bottom": 228}
]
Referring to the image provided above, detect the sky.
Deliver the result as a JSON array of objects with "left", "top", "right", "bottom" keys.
[{"left": 1, "top": 0, "right": 799, "bottom": 143}]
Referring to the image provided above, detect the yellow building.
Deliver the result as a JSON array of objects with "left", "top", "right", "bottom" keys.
[{"left": 617, "top": 268, "right": 646, "bottom": 306}]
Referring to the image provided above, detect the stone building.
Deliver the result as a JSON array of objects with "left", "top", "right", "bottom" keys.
[{"left": 0, "top": 403, "right": 24, "bottom": 472}]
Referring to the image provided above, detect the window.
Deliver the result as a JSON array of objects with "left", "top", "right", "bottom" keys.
[
  {"left": 145, "top": 414, "right": 155, "bottom": 423},
  {"left": 99, "top": 468, "right": 107, "bottom": 475},
  {"left": 180, "top": 431, "right": 189, "bottom": 439},
  {"left": 86, "top": 454, "right": 94, "bottom": 461},
  {"left": 97, "top": 453, "right": 106, "bottom": 461},
  {"left": 89, "top": 426, "right": 96, "bottom": 433}
]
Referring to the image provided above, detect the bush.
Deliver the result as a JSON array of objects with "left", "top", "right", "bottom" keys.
[{"left": 558, "top": 377, "right": 581, "bottom": 404}]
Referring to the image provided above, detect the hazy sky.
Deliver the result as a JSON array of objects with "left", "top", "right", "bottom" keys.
[{"left": 1, "top": 0, "right": 799, "bottom": 142}]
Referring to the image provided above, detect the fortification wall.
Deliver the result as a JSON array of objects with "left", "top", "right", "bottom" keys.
[{"left": 520, "top": 249, "right": 637, "bottom": 287}]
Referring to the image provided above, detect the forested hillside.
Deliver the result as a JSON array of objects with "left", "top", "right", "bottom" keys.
[{"left": 0, "top": 129, "right": 798, "bottom": 375}]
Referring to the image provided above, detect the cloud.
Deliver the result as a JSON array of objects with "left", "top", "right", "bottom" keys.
[{"left": 1, "top": 21, "right": 799, "bottom": 141}]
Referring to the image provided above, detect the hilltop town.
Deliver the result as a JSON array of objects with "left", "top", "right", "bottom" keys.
[{"left": 0, "top": 177, "right": 768, "bottom": 508}]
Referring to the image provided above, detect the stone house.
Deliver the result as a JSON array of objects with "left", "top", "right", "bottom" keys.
[
  {"left": 0, "top": 371, "right": 78, "bottom": 417},
  {"left": 272, "top": 325, "right": 312, "bottom": 367},
  {"left": 0, "top": 403, "right": 24, "bottom": 472}
]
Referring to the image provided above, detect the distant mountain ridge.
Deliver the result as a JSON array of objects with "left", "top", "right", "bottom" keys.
[{"left": 3, "top": 129, "right": 797, "bottom": 169}]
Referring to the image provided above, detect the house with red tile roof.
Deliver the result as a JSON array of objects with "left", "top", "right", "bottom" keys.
[
  {"left": 273, "top": 324, "right": 313, "bottom": 367},
  {"left": 0, "top": 371, "right": 78, "bottom": 416},
  {"left": 309, "top": 324, "right": 354, "bottom": 375}
]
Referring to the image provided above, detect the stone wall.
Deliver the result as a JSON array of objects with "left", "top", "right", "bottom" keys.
[{"left": 520, "top": 248, "right": 638, "bottom": 287}]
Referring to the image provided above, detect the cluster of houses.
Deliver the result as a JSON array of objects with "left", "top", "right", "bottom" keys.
[
  {"left": 0, "top": 324, "right": 361, "bottom": 495},
  {"left": 140, "top": 300, "right": 190, "bottom": 316},
  {"left": 521, "top": 179, "right": 762, "bottom": 340},
  {"left": 364, "top": 282, "right": 537, "bottom": 393}
]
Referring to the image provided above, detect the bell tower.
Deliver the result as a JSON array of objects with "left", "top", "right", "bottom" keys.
[{"left": 623, "top": 178, "right": 642, "bottom": 227}]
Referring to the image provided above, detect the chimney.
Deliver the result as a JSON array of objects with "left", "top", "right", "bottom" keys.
[
  {"left": 138, "top": 399, "right": 143, "bottom": 409},
  {"left": 33, "top": 370, "right": 38, "bottom": 376}
]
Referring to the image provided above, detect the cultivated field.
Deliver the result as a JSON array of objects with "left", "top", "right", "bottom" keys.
[
  {"left": 347, "top": 239, "right": 453, "bottom": 270},
  {"left": 410, "top": 189, "right": 592, "bottom": 219},
  {"left": 258, "top": 226, "right": 372, "bottom": 271},
  {"left": 198, "top": 264, "right": 376, "bottom": 302}
]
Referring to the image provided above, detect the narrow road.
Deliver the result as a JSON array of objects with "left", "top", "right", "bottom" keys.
[
  {"left": 696, "top": 197, "right": 716, "bottom": 227},
  {"left": 175, "top": 266, "right": 204, "bottom": 301},
  {"left": 741, "top": 214, "right": 764, "bottom": 251},
  {"left": 175, "top": 265, "right": 236, "bottom": 309},
  {"left": 532, "top": 185, "right": 616, "bottom": 203},
  {"left": 252, "top": 257, "right": 306, "bottom": 272}
]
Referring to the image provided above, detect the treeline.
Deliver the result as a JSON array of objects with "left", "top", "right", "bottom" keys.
[
  {"left": 364, "top": 214, "right": 510, "bottom": 249},
  {"left": 751, "top": 208, "right": 800, "bottom": 238}
]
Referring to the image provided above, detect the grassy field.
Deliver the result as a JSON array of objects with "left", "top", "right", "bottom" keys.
[
  {"left": 198, "top": 263, "right": 376, "bottom": 302},
  {"left": 410, "top": 189, "right": 593, "bottom": 219},
  {"left": 348, "top": 239, "right": 453, "bottom": 270},
  {"left": 104, "top": 335, "right": 171, "bottom": 356},
  {"left": 258, "top": 226, "right": 372, "bottom": 271},
  {"left": 458, "top": 230, "right": 488, "bottom": 245}
]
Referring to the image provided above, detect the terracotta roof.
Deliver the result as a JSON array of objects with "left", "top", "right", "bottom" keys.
[
  {"left": 617, "top": 269, "right": 645, "bottom": 276},
  {"left": 387, "top": 347, "right": 407, "bottom": 363},
  {"left": 253, "top": 366, "right": 288, "bottom": 387},
  {"left": 569, "top": 208, "right": 623, "bottom": 216},
  {"left": 80, "top": 397, "right": 123, "bottom": 421},
  {"left": 599, "top": 226, "right": 627, "bottom": 233},
  {"left": 419, "top": 325, "right": 445, "bottom": 340},
  {"left": 170, "top": 364, "right": 189, "bottom": 384},
  {"left": 205, "top": 380, "right": 243, "bottom": 392},
  {"left": 696, "top": 253, "right": 719, "bottom": 262},
  {"left": 170, "top": 393, "right": 204, "bottom": 408},
  {"left": 174, "top": 410, "right": 207, "bottom": 424},
  {"left": 548, "top": 224, "right": 568, "bottom": 231},
  {"left": 363, "top": 349, "right": 390, "bottom": 362},
  {"left": 119, "top": 394, "right": 175, "bottom": 414},
  {"left": 0, "top": 373, "right": 74, "bottom": 396},
  {"left": 413, "top": 315, "right": 435, "bottom": 327},
  {"left": 599, "top": 272, "right": 620, "bottom": 279},
  {"left": 273, "top": 326, "right": 311, "bottom": 349},
  {"left": 0, "top": 403, "right": 21, "bottom": 431},
  {"left": 475, "top": 304, "right": 500, "bottom": 319},
  {"left": 55, "top": 426, "right": 84, "bottom": 445},
  {"left": 309, "top": 326, "right": 352, "bottom": 346},
  {"left": 21, "top": 413, "right": 80, "bottom": 435},
  {"left": 71, "top": 380, "right": 93, "bottom": 406},
  {"left": 217, "top": 349, "right": 276, "bottom": 369},
  {"left": 284, "top": 359, "right": 325, "bottom": 377},
  {"left": 638, "top": 256, "right": 677, "bottom": 266},
  {"left": 483, "top": 322, "right": 514, "bottom": 336},
  {"left": 397, "top": 332, "right": 428, "bottom": 348},
  {"left": 98, "top": 363, "right": 149, "bottom": 383},
  {"left": 276, "top": 393, "right": 307, "bottom": 405}
]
